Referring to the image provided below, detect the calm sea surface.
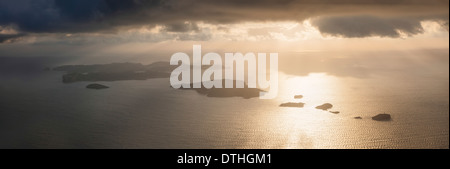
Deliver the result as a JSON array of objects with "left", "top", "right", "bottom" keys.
[{"left": 0, "top": 55, "right": 448, "bottom": 149}]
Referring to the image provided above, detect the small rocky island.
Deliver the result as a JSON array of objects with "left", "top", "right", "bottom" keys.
[
  {"left": 279, "top": 102, "right": 305, "bottom": 108},
  {"left": 329, "top": 111, "right": 340, "bottom": 114},
  {"left": 315, "top": 103, "right": 333, "bottom": 111},
  {"left": 86, "top": 84, "right": 109, "bottom": 90},
  {"left": 294, "top": 95, "right": 303, "bottom": 99},
  {"left": 372, "top": 114, "right": 392, "bottom": 121},
  {"left": 354, "top": 116, "right": 363, "bottom": 119}
]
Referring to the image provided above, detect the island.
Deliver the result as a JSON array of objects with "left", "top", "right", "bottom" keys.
[
  {"left": 329, "top": 111, "right": 340, "bottom": 114},
  {"left": 279, "top": 102, "right": 305, "bottom": 108},
  {"left": 53, "top": 62, "right": 175, "bottom": 83},
  {"left": 372, "top": 114, "right": 392, "bottom": 121},
  {"left": 294, "top": 95, "right": 303, "bottom": 99},
  {"left": 354, "top": 116, "right": 363, "bottom": 119},
  {"left": 178, "top": 79, "right": 264, "bottom": 99},
  {"left": 315, "top": 103, "right": 333, "bottom": 111},
  {"left": 86, "top": 84, "right": 109, "bottom": 90}
]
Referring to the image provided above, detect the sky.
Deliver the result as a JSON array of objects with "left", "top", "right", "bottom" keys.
[{"left": 0, "top": 0, "right": 448, "bottom": 66}]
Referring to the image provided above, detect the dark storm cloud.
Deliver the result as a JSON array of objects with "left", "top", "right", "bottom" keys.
[
  {"left": 163, "top": 22, "right": 200, "bottom": 32},
  {"left": 440, "top": 21, "right": 449, "bottom": 31},
  {"left": 0, "top": 0, "right": 164, "bottom": 33},
  {"left": 0, "top": 33, "right": 26, "bottom": 43},
  {"left": 0, "top": 0, "right": 448, "bottom": 38},
  {"left": 311, "top": 16, "right": 426, "bottom": 38}
]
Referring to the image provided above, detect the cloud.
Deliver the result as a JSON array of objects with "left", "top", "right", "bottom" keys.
[
  {"left": 311, "top": 16, "right": 426, "bottom": 38},
  {"left": 0, "top": 0, "right": 162, "bottom": 33},
  {"left": 163, "top": 22, "right": 200, "bottom": 32},
  {"left": 439, "top": 21, "right": 449, "bottom": 31},
  {"left": 0, "top": 34, "right": 26, "bottom": 43},
  {"left": 0, "top": 0, "right": 448, "bottom": 40}
]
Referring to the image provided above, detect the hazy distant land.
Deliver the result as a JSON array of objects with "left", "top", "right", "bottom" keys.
[{"left": 53, "top": 62, "right": 174, "bottom": 83}]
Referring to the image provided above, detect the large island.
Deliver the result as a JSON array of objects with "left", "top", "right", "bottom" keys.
[
  {"left": 178, "top": 79, "right": 264, "bottom": 99},
  {"left": 54, "top": 62, "right": 263, "bottom": 99}
]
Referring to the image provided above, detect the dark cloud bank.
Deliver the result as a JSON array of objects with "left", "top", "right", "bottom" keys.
[{"left": 0, "top": 0, "right": 448, "bottom": 42}]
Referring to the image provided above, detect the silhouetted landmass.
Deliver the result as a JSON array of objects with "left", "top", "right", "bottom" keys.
[
  {"left": 54, "top": 62, "right": 173, "bottom": 73},
  {"left": 329, "top": 111, "right": 340, "bottom": 114},
  {"left": 178, "top": 80, "right": 264, "bottom": 99},
  {"left": 61, "top": 71, "right": 169, "bottom": 83},
  {"left": 294, "top": 95, "right": 303, "bottom": 99},
  {"left": 53, "top": 62, "right": 174, "bottom": 83},
  {"left": 86, "top": 84, "right": 109, "bottom": 90},
  {"left": 354, "top": 116, "right": 363, "bottom": 119},
  {"left": 279, "top": 102, "right": 305, "bottom": 108},
  {"left": 315, "top": 103, "right": 333, "bottom": 111},
  {"left": 372, "top": 114, "right": 392, "bottom": 121}
]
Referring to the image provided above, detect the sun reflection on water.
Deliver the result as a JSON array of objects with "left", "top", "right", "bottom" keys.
[{"left": 266, "top": 73, "right": 345, "bottom": 148}]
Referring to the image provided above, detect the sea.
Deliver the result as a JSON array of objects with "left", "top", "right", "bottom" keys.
[{"left": 0, "top": 51, "right": 448, "bottom": 149}]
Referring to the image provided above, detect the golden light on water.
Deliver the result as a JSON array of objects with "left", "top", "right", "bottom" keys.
[
  {"left": 281, "top": 73, "right": 340, "bottom": 103},
  {"left": 247, "top": 73, "right": 347, "bottom": 148},
  {"left": 253, "top": 71, "right": 446, "bottom": 149},
  {"left": 282, "top": 73, "right": 342, "bottom": 148}
]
